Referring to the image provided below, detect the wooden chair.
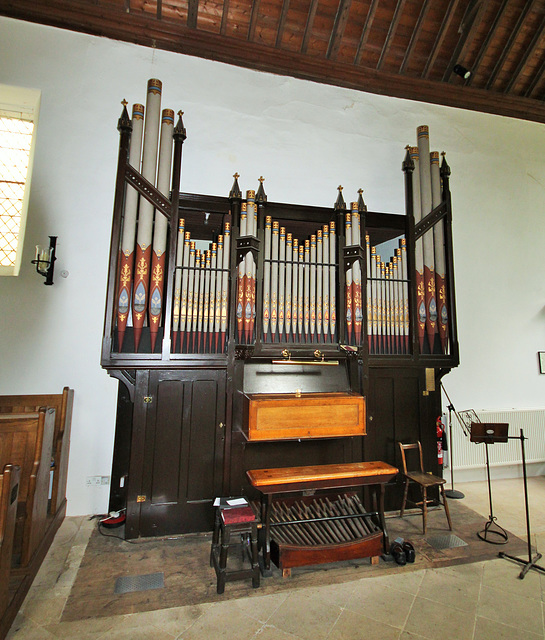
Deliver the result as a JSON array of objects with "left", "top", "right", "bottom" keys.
[{"left": 398, "top": 441, "right": 452, "bottom": 535}]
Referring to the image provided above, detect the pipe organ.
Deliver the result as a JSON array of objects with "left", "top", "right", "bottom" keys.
[{"left": 102, "top": 80, "right": 459, "bottom": 543}]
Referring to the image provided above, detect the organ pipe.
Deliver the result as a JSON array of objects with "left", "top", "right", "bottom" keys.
[
  {"left": 110, "top": 84, "right": 453, "bottom": 361},
  {"left": 116, "top": 102, "right": 144, "bottom": 352},
  {"left": 133, "top": 79, "right": 162, "bottom": 351},
  {"left": 149, "top": 108, "right": 174, "bottom": 352}
]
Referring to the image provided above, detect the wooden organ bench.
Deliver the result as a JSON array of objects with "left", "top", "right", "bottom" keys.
[{"left": 247, "top": 461, "right": 398, "bottom": 576}]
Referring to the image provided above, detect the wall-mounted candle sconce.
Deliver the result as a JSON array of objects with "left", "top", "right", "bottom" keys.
[{"left": 31, "top": 236, "right": 57, "bottom": 285}]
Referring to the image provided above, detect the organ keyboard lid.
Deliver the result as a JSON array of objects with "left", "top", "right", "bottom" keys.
[{"left": 243, "top": 391, "right": 366, "bottom": 442}]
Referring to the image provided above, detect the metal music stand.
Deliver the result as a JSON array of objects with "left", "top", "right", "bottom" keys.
[
  {"left": 444, "top": 402, "right": 464, "bottom": 499},
  {"left": 470, "top": 422, "right": 509, "bottom": 545},
  {"left": 440, "top": 384, "right": 469, "bottom": 499},
  {"left": 496, "top": 428, "right": 545, "bottom": 579}
]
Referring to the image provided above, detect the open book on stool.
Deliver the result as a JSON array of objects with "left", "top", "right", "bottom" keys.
[{"left": 214, "top": 496, "right": 250, "bottom": 508}]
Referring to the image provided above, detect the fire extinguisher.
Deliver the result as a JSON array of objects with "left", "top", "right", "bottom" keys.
[{"left": 436, "top": 416, "right": 444, "bottom": 466}]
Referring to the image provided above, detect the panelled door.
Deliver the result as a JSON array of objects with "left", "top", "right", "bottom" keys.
[
  {"left": 138, "top": 369, "right": 226, "bottom": 536},
  {"left": 365, "top": 367, "right": 442, "bottom": 509}
]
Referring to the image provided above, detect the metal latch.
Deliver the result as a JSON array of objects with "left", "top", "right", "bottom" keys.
[
  {"left": 136, "top": 495, "right": 146, "bottom": 503},
  {"left": 143, "top": 396, "right": 153, "bottom": 404}
]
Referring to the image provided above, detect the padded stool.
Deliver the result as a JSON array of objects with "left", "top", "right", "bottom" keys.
[{"left": 209, "top": 502, "right": 260, "bottom": 594}]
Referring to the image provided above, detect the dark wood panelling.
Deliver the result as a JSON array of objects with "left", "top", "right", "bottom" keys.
[{"left": 128, "top": 370, "right": 226, "bottom": 537}]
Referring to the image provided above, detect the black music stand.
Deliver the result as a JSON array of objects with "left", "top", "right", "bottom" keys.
[
  {"left": 440, "top": 384, "right": 468, "bottom": 499},
  {"left": 496, "top": 428, "right": 545, "bottom": 579},
  {"left": 445, "top": 402, "right": 464, "bottom": 499},
  {"left": 470, "top": 422, "right": 509, "bottom": 545}
]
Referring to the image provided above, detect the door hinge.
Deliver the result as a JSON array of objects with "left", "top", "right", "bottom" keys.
[{"left": 136, "top": 495, "right": 146, "bottom": 503}]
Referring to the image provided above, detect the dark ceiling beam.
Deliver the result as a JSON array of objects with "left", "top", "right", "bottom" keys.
[
  {"left": 466, "top": 0, "right": 508, "bottom": 86},
  {"left": 505, "top": 13, "right": 545, "bottom": 94},
  {"left": 326, "top": 0, "right": 352, "bottom": 61},
  {"left": 2, "top": 1, "right": 545, "bottom": 123},
  {"left": 442, "top": 0, "right": 486, "bottom": 82},
  {"left": 422, "top": 0, "right": 463, "bottom": 79},
  {"left": 354, "top": 0, "right": 379, "bottom": 66},
  {"left": 157, "top": 0, "right": 162, "bottom": 20},
  {"left": 485, "top": 0, "right": 534, "bottom": 90},
  {"left": 377, "top": 0, "right": 407, "bottom": 71},
  {"left": 524, "top": 41, "right": 545, "bottom": 98},
  {"left": 248, "top": 0, "right": 261, "bottom": 41},
  {"left": 187, "top": 0, "right": 198, "bottom": 28},
  {"left": 220, "top": 0, "right": 229, "bottom": 35},
  {"left": 400, "top": 0, "right": 431, "bottom": 74},
  {"left": 300, "top": 0, "right": 318, "bottom": 54},
  {"left": 275, "top": 0, "right": 291, "bottom": 48},
  {"left": 525, "top": 50, "right": 545, "bottom": 98}
]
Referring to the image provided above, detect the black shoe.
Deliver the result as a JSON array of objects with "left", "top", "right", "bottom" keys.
[
  {"left": 402, "top": 541, "right": 415, "bottom": 563},
  {"left": 390, "top": 542, "right": 406, "bottom": 566}
]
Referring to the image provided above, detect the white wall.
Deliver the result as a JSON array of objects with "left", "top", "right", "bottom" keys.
[{"left": 0, "top": 17, "right": 544, "bottom": 516}]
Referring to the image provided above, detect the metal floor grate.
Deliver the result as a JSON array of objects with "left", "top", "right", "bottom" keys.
[
  {"left": 426, "top": 534, "right": 468, "bottom": 550},
  {"left": 114, "top": 572, "right": 165, "bottom": 594}
]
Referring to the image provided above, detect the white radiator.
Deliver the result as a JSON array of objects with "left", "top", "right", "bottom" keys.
[{"left": 447, "top": 409, "right": 545, "bottom": 470}]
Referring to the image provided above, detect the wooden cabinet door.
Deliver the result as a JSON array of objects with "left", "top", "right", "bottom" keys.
[
  {"left": 365, "top": 367, "right": 442, "bottom": 509},
  {"left": 138, "top": 369, "right": 226, "bottom": 536}
]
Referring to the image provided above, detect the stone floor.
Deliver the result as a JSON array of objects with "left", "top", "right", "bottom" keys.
[{"left": 6, "top": 476, "right": 545, "bottom": 640}]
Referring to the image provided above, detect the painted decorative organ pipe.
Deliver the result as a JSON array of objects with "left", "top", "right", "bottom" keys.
[
  {"left": 405, "top": 125, "right": 450, "bottom": 355},
  {"left": 111, "top": 85, "right": 451, "bottom": 359},
  {"left": 417, "top": 125, "right": 437, "bottom": 353},
  {"left": 114, "top": 79, "right": 186, "bottom": 354},
  {"left": 149, "top": 108, "right": 175, "bottom": 352},
  {"left": 132, "top": 79, "right": 162, "bottom": 351},
  {"left": 431, "top": 152, "right": 448, "bottom": 352},
  {"left": 116, "top": 102, "right": 144, "bottom": 351},
  {"left": 236, "top": 185, "right": 257, "bottom": 346}
]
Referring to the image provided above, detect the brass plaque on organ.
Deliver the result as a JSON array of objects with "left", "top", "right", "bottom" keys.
[{"left": 243, "top": 392, "right": 365, "bottom": 441}]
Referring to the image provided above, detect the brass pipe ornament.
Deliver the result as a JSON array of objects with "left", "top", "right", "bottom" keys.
[{"left": 32, "top": 236, "right": 57, "bottom": 285}]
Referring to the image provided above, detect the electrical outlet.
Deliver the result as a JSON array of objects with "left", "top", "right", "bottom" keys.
[
  {"left": 86, "top": 476, "right": 102, "bottom": 486},
  {"left": 101, "top": 476, "right": 110, "bottom": 486}
]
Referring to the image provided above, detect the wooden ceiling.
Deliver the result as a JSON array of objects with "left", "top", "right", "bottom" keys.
[{"left": 3, "top": 0, "right": 545, "bottom": 123}]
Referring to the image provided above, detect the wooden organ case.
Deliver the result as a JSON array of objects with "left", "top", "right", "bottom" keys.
[{"left": 101, "top": 83, "right": 459, "bottom": 553}]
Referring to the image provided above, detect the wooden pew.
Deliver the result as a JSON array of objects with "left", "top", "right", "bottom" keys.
[
  {"left": 0, "top": 388, "right": 74, "bottom": 516},
  {"left": 0, "top": 409, "right": 55, "bottom": 566},
  {"left": 0, "top": 465, "right": 20, "bottom": 619}
]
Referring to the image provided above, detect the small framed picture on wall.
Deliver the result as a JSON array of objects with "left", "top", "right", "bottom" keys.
[{"left": 539, "top": 352, "right": 545, "bottom": 374}]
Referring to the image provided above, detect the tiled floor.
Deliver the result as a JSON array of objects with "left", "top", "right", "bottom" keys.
[{"left": 7, "top": 476, "right": 545, "bottom": 639}]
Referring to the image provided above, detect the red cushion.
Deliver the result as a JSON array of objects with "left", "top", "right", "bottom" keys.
[{"left": 221, "top": 506, "right": 256, "bottom": 525}]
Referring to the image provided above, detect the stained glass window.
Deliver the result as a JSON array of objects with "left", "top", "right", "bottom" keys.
[{"left": 0, "top": 116, "right": 34, "bottom": 269}]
